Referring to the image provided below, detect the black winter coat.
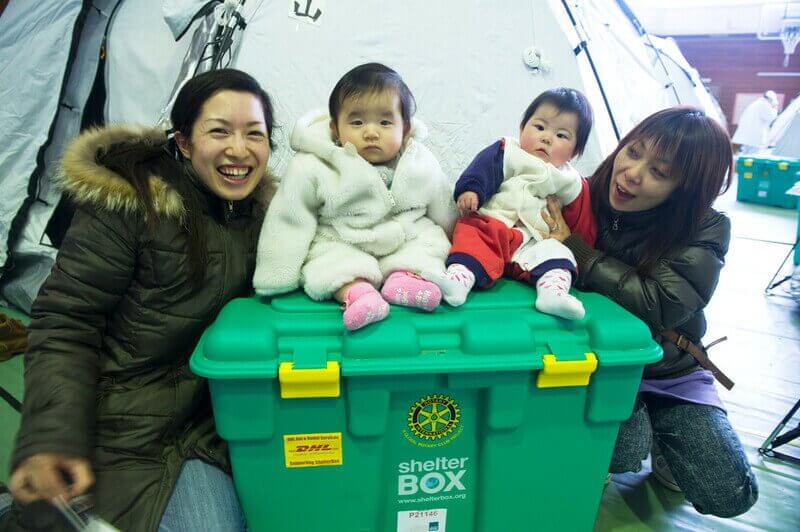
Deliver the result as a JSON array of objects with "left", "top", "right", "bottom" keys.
[
  {"left": 565, "top": 203, "right": 731, "bottom": 378},
  {"left": 11, "top": 125, "right": 269, "bottom": 530}
]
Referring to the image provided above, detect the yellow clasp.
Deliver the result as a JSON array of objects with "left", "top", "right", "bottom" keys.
[
  {"left": 536, "top": 352, "right": 598, "bottom": 388},
  {"left": 278, "top": 361, "right": 340, "bottom": 399}
]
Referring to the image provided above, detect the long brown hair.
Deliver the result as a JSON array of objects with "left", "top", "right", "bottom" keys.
[{"left": 589, "top": 107, "right": 732, "bottom": 273}]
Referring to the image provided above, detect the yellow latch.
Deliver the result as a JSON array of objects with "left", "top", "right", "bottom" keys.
[
  {"left": 742, "top": 159, "right": 753, "bottom": 167},
  {"left": 279, "top": 361, "right": 340, "bottom": 399},
  {"left": 743, "top": 172, "right": 753, "bottom": 179},
  {"left": 536, "top": 352, "right": 598, "bottom": 388},
  {"left": 778, "top": 162, "right": 789, "bottom": 171}
]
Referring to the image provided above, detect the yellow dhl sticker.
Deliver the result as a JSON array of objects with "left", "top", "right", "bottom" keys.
[{"left": 283, "top": 432, "right": 343, "bottom": 468}]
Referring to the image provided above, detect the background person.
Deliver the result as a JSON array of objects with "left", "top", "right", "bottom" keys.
[{"left": 731, "top": 90, "right": 779, "bottom": 154}]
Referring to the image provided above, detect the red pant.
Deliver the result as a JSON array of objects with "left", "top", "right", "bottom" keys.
[{"left": 447, "top": 214, "right": 532, "bottom": 287}]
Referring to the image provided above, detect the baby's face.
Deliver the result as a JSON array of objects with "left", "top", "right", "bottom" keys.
[
  {"left": 519, "top": 103, "right": 578, "bottom": 168},
  {"left": 332, "top": 90, "right": 406, "bottom": 164}
]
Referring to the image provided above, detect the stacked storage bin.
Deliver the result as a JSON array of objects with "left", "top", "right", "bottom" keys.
[
  {"left": 736, "top": 155, "right": 800, "bottom": 209},
  {"left": 191, "top": 281, "right": 662, "bottom": 532},
  {"left": 796, "top": 198, "right": 800, "bottom": 265}
]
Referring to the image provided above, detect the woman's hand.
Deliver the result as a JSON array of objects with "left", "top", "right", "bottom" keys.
[
  {"left": 541, "top": 195, "right": 571, "bottom": 242},
  {"left": 456, "top": 191, "right": 479, "bottom": 214},
  {"left": 9, "top": 453, "right": 94, "bottom": 504}
]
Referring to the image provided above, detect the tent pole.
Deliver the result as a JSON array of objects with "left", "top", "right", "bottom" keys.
[
  {"left": 559, "top": 0, "right": 620, "bottom": 141},
  {"left": 615, "top": 0, "right": 682, "bottom": 104}
]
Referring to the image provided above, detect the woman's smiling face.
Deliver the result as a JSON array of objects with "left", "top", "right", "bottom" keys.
[{"left": 176, "top": 90, "right": 270, "bottom": 201}]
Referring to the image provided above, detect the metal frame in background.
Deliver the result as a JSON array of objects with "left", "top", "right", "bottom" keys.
[
  {"left": 764, "top": 239, "right": 798, "bottom": 296},
  {"left": 759, "top": 398, "right": 800, "bottom": 464}
]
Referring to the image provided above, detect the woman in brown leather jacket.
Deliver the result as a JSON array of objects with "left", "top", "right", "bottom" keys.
[
  {"left": 4, "top": 69, "right": 274, "bottom": 531},
  {"left": 545, "top": 107, "right": 758, "bottom": 518}
]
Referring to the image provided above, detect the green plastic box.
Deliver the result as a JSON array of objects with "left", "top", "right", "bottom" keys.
[
  {"left": 736, "top": 155, "right": 800, "bottom": 209},
  {"left": 190, "top": 281, "right": 661, "bottom": 532},
  {"left": 795, "top": 199, "right": 800, "bottom": 265}
]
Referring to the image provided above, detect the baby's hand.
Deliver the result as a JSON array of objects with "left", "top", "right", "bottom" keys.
[{"left": 457, "top": 192, "right": 479, "bottom": 213}]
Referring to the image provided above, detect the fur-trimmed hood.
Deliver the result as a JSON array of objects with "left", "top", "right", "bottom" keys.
[
  {"left": 60, "top": 124, "right": 184, "bottom": 218},
  {"left": 60, "top": 124, "right": 272, "bottom": 220}
]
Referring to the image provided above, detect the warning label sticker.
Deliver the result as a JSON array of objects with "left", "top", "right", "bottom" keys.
[{"left": 283, "top": 432, "right": 343, "bottom": 468}]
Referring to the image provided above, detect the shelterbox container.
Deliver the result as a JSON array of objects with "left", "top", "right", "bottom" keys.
[
  {"left": 795, "top": 199, "right": 800, "bottom": 265},
  {"left": 736, "top": 155, "right": 800, "bottom": 209},
  {"left": 190, "top": 281, "right": 662, "bottom": 532}
]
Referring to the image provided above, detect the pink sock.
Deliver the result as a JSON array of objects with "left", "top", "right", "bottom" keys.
[
  {"left": 380, "top": 271, "right": 442, "bottom": 311},
  {"left": 342, "top": 282, "right": 389, "bottom": 331}
]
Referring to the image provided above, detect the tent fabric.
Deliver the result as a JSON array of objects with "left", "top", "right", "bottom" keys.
[
  {"left": 768, "top": 93, "right": 800, "bottom": 158},
  {"left": 0, "top": 0, "right": 84, "bottom": 271},
  {"left": 644, "top": 35, "right": 727, "bottom": 129},
  {"left": 229, "top": 0, "right": 677, "bottom": 178},
  {"left": 233, "top": 0, "right": 614, "bottom": 178},
  {"left": 0, "top": 0, "right": 121, "bottom": 312},
  {"left": 106, "top": 0, "right": 193, "bottom": 125},
  {"left": 162, "top": 0, "right": 214, "bottom": 39},
  {"left": 102, "top": 0, "right": 726, "bottom": 180}
]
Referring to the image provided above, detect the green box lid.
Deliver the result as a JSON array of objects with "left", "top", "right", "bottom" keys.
[{"left": 190, "top": 280, "right": 662, "bottom": 380}]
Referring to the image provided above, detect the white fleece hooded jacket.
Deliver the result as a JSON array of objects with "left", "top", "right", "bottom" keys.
[{"left": 254, "top": 110, "right": 455, "bottom": 300}]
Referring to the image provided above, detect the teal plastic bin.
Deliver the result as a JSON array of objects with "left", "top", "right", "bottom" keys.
[
  {"left": 795, "top": 199, "right": 800, "bottom": 265},
  {"left": 736, "top": 155, "right": 800, "bottom": 209},
  {"left": 190, "top": 281, "right": 662, "bottom": 532}
]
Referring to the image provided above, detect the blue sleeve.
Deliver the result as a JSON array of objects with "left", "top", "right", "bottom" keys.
[{"left": 453, "top": 140, "right": 505, "bottom": 207}]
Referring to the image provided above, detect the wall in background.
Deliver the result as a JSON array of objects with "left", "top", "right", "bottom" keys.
[{"left": 674, "top": 34, "right": 800, "bottom": 130}]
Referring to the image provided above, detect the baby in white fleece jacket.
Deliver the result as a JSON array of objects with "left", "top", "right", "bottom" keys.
[{"left": 253, "top": 63, "right": 455, "bottom": 331}]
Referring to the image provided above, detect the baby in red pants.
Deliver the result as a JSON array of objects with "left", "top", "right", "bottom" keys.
[{"left": 433, "top": 88, "right": 596, "bottom": 319}]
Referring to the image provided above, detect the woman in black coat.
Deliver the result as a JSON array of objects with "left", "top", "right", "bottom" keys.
[
  {"left": 545, "top": 107, "right": 758, "bottom": 518},
  {"left": 5, "top": 69, "right": 275, "bottom": 531}
]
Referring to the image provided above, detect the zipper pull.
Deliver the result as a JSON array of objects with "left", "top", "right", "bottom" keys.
[
  {"left": 225, "top": 200, "right": 234, "bottom": 222},
  {"left": 612, "top": 217, "right": 619, "bottom": 231}
]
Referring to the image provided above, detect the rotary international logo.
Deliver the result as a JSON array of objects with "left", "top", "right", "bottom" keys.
[{"left": 403, "top": 394, "right": 462, "bottom": 447}]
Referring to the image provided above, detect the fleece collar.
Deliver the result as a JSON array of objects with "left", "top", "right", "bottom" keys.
[{"left": 289, "top": 108, "right": 428, "bottom": 163}]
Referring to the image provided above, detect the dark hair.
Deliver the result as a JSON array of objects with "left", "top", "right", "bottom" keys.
[
  {"left": 328, "top": 62, "right": 416, "bottom": 131},
  {"left": 589, "top": 106, "right": 732, "bottom": 273},
  {"left": 520, "top": 88, "right": 593, "bottom": 157},
  {"left": 97, "top": 69, "right": 274, "bottom": 285},
  {"left": 171, "top": 68, "right": 275, "bottom": 149}
]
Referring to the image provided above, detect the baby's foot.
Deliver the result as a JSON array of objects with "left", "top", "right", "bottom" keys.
[
  {"left": 534, "top": 269, "right": 585, "bottom": 320},
  {"left": 381, "top": 271, "right": 442, "bottom": 311},
  {"left": 427, "top": 264, "right": 476, "bottom": 306},
  {"left": 343, "top": 282, "right": 390, "bottom": 331}
]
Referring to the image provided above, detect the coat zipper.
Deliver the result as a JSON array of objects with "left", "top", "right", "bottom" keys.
[
  {"left": 224, "top": 200, "right": 234, "bottom": 223},
  {"left": 612, "top": 216, "right": 619, "bottom": 231}
]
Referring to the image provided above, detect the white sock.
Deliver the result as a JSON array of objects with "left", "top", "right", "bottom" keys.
[
  {"left": 535, "top": 268, "right": 585, "bottom": 320},
  {"left": 428, "top": 264, "right": 476, "bottom": 307}
]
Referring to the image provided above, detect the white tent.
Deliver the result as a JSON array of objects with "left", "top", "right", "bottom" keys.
[
  {"left": 768, "top": 92, "right": 800, "bottom": 158},
  {"left": 644, "top": 34, "right": 727, "bottom": 130},
  {"left": 0, "top": 0, "right": 725, "bottom": 311}
]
